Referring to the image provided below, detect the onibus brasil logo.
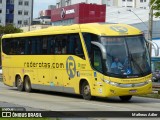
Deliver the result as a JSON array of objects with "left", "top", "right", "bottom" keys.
[
  {"left": 66, "top": 56, "right": 76, "bottom": 78},
  {"left": 110, "top": 26, "right": 128, "bottom": 33}
]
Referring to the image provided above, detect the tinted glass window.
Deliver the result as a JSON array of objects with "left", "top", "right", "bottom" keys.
[
  {"left": 2, "top": 33, "right": 85, "bottom": 59},
  {"left": 82, "top": 33, "right": 99, "bottom": 55}
]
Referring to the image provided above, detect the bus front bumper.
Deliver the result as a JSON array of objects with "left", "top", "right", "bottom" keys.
[{"left": 103, "top": 81, "right": 152, "bottom": 97}]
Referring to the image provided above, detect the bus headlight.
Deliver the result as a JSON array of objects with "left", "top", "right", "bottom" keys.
[
  {"left": 110, "top": 81, "right": 119, "bottom": 86},
  {"left": 103, "top": 79, "right": 119, "bottom": 87},
  {"left": 104, "top": 79, "right": 110, "bottom": 84},
  {"left": 147, "top": 79, "right": 152, "bottom": 83}
]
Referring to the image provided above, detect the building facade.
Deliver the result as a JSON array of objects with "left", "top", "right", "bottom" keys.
[
  {"left": 51, "top": 3, "right": 106, "bottom": 26},
  {"left": 106, "top": 0, "right": 149, "bottom": 9},
  {"left": 56, "top": 0, "right": 149, "bottom": 9},
  {"left": 0, "top": 0, "right": 33, "bottom": 27},
  {"left": 56, "top": 0, "right": 103, "bottom": 8}
]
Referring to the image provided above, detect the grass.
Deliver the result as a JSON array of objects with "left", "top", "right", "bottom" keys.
[{"left": 137, "top": 91, "right": 160, "bottom": 99}]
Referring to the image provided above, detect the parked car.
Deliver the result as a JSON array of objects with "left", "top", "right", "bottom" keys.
[{"left": 152, "top": 70, "right": 160, "bottom": 82}]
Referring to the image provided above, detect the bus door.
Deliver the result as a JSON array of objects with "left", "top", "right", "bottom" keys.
[
  {"left": 62, "top": 33, "right": 86, "bottom": 94},
  {"left": 91, "top": 44, "right": 106, "bottom": 96}
]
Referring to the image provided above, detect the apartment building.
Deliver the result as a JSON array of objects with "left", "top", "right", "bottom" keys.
[
  {"left": 0, "top": 0, "right": 33, "bottom": 27},
  {"left": 56, "top": 0, "right": 103, "bottom": 8},
  {"left": 107, "top": 0, "right": 149, "bottom": 9},
  {"left": 56, "top": 0, "right": 149, "bottom": 9}
]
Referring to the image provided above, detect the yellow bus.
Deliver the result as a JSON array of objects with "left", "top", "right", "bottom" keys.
[{"left": 1, "top": 23, "right": 153, "bottom": 101}]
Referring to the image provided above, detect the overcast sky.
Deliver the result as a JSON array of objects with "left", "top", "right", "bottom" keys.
[{"left": 33, "top": 0, "right": 56, "bottom": 18}]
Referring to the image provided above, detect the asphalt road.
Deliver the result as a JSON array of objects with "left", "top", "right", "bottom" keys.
[{"left": 0, "top": 81, "right": 160, "bottom": 112}]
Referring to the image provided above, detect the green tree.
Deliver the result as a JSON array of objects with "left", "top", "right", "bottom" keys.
[
  {"left": 0, "top": 24, "right": 22, "bottom": 65},
  {"left": 0, "top": 24, "right": 23, "bottom": 35},
  {"left": 151, "top": 0, "right": 160, "bottom": 18}
]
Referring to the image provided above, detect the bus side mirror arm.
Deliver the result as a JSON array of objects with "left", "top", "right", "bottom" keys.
[
  {"left": 146, "top": 40, "right": 159, "bottom": 56},
  {"left": 91, "top": 41, "right": 107, "bottom": 60}
]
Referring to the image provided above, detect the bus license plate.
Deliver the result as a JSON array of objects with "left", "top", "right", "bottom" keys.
[{"left": 129, "top": 90, "right": 137, "bottom": 93}]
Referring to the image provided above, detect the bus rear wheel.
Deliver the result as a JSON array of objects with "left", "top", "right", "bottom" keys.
[
  {"left": 16, "top": 76, "right": 24, "bottom": 91},
  {"left": 24, "top": 76, "right": 32, "bottom": 92},
  {"left": 119, "top": 95, "right": 132, "bottom": 101},
  {"left": 81, "top": 81, "right": 92, "bottom": 100}
]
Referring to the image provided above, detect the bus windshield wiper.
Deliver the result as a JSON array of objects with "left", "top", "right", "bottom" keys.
[{"left": 129, "top": 53, "right": 144, "bottom": 76}]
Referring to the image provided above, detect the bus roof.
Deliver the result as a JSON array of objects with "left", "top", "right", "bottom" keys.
[{"left": 2, "top": 23, "right": 142, "bottom": 39}]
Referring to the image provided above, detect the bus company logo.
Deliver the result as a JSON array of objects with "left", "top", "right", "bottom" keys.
[
  {"left": 110, "top": 26, "right": 128, "bottom": 33},
  {"left": 61, "top": 8, "right": 65, "bottom": 19},
  {"left": 66, "top": 56, "right": 76, "bottom": 78}
]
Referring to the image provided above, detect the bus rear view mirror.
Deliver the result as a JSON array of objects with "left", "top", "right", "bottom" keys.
[
  {"left": 91, "top": 41, "right": 107, "bottom": 60},
  {"left": 146, "top": 40, "right": 159, "bottom": 56}
]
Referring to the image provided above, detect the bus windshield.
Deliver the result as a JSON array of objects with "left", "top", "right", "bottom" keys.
[{"left": 101, "top": 35, "right": 151, "bottom": 78}]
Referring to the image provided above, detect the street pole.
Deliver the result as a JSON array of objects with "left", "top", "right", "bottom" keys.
[
  {"left": 28, "top": 17, "right": 31, "bottom": 31},
  {"left": 148, "top": 0, "right": 157, "bottom": 55},
  {"left": 148, "top": 8, "right": 153, "bottom": 54}
]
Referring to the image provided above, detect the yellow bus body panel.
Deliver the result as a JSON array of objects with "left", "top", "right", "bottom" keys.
[{"left": 1, "top": 23, "right": 151, "bottom": 98}]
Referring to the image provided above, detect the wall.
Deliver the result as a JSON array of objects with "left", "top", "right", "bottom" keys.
[
  {"left": 0, "top": 0, "right": 6, "bottom": 26},
  {"left": 14, "top": 0, "right": 33, "bottom": 28},
  {"left": 51, "top": 3, "right": 106, "bottom": 26}
]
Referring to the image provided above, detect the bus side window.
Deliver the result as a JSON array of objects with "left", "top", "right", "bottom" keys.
[
  {"left": 82, "top": 33, "right": 99, "bottom": 58},
  {"left": 2, "top": 39, "right": 11, "bottom": 54},
  {"left": 42, "top": 37, "right": 48, "bottom": 54},
  {"left": 48, "top": 36, "right": 55, "bottom": 54},
  {"left": 91, "top": 45, "right": 103, "bottom": 73},
  {"left": 68, "top": 34, "right": 85, "bottom": 59},
  {"left": 36, "top": 37, "right": 42, "bottom": 54},
  {"left": 54, "top": 35, "right": 67, "bottom": 54}
]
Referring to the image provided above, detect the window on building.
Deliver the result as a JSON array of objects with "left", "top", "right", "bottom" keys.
[
  {"left": 10, "top": 0, "right": 14, "bottom": 4},
  {"left": 0, "top": 9, "right": 2, "bottom": 14},
  {"left": 127, "top": 0, "right": 132, "bottom": 1},
  {"left": 19, "top": 0, "right": 23, "bottom": 5},
  {"left": 18, "top": 10, "right": 22, "bottom": 15},
  {"left": 7, "top": 0, "right": 10, "bottom": 4},
  {"left": 6, "top": 9, "right": 9, "bottom": 14},
  {"left": 18, "top": 20, "right": 22, "bottom": 24},
  {"left": 24, "top": 1, "right": 29, "bottom": 6},
  {"left": 24, "top": 11, "right": 28, "bottom": 15},
  {"left": 24, "top": 20, "right": 28, "bottom": 25},
  {"left": 10, "top": 10, "right": 14, "bottom": 14},
  {"left": 57, "top": 2, "right": 60, "bottom": 8},
  {"left": 144, "top": 0, "right": 146, "bottom": 2},
  {"left": 0, "top": 0, "right": 2, "bottom": 4},
  {"left": 122, "top": 0, "right": 125, "bottom": 1},
  {"left": 140, "top": 0, "right": 143, "bottom": 2},
  {"left": 65, "top": 0, "right": 71, "bottom": 6},
  {"left": 0, "top": 19, "right": 1, "bottom": 23}
]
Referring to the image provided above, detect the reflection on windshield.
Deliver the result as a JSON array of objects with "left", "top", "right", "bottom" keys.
[{"left": 101, "top": 36, "right": 151, "bottom": 77}]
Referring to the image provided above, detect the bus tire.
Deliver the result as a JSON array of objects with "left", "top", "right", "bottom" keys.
[
  {"left": 16, "top": 75, "right": 24, "bottom": 91},
  {"left": 81, "top": 81, "right": 92, "bottom": 100},
  {"left": 24, "top": 76, "right": 32, "bottom": 92},
  {"left": 119, "top": 95, "right": 132, "bottom": 101}
]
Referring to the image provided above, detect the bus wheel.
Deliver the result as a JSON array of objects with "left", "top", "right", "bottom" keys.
[
  {"left": 81, "top": 81, "right": 92, "bottom": 100},
  {"left": 119, "top": 95, "right": 132, "bottom": 101},
  {"left": 16, "top": 76, "right": 24, "bottom": 91},
  {"left": 24, "top": 76, "right": 32, "bottom": 92}
]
